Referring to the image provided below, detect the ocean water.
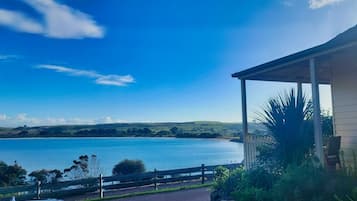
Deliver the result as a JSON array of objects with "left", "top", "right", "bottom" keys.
[{"left": 0, "top": 137, "right": 243, "bottom": 175}]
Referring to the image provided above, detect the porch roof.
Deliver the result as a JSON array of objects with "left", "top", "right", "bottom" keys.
[{"left": 232, "top": 25, "right": 357, "bottom": 84}]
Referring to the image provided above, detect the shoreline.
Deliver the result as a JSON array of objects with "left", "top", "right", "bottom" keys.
[{"left": 0, "top": 136, "right": 243, "bottom": 142}]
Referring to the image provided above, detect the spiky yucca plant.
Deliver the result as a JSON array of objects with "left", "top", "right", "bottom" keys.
[{"left": 258, "top": 89, "right": 314, "bottom": 168}]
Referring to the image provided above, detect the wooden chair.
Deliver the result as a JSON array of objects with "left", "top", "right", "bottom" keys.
[{"left": 324, "top": 136, "right": 341, "bottom": 170}]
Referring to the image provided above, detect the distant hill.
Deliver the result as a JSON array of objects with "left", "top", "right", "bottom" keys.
[{"left": 0, "top": 121, "right": 266, "bottom": 139}]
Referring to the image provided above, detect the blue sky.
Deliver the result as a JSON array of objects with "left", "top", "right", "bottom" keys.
[{"left": 0, "top": 0, "right": 356, "bottom": 126}]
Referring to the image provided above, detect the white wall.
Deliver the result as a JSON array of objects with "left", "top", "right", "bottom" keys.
[{"left": 331, "top": 63, "right": 357, "bottom": 166}]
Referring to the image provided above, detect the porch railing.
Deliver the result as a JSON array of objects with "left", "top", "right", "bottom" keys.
[{"left": 245, "top": 134, "right": 274, "bottom": 169}]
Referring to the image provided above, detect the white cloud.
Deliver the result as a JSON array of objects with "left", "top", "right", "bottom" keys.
[
  {"left": 95, "top": 75, "right": 135, "bottom": 87},
  {"left": 0, "top": 54, "right": 20, "bottom": 61},
  {"left": 37, "top": 64, "right": 135, "bottom": 87},
  {"left": 0, "top": 114, "right": 7, "bottom": 121},
  {"left": 0, "top": 0, "right": 104, "bottom": 39},
  {"left": 309, "top": 0, "right": 344, "bottom": 9},
  {"left": 0, "top": 9, "right": 44, "bottom": 33},
  {"left": 282, "top": 0, "right": 296, "bottom": 7},
  {"left": 37, "top": 64, "right": 98, "bottom": 77},
  {"left": 16, "top": 113, "right": 29, "bottom": 121},
  {"left": 0, "top": 113, "right": 124, "bottom": 127},
  {"left": 95, "top": 116, "right": 124, "bottom": 124}
]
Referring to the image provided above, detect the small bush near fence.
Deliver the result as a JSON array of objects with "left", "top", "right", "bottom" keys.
[{"left": 112, "top": 159, "right": 146, "bottom": 176}]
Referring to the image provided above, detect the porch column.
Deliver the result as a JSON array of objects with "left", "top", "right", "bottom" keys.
[
  {"left": 297, "top": 82, "right": 303, "bottom": 105},
  {"left": 297, "top": 82, "right": 302, "bottom": 99},
  {"left": 309, "top": 58, "right": 324, "bottom": 165},
  {"left": 241, "top": 79, "right": 249, "bottom": 169}
]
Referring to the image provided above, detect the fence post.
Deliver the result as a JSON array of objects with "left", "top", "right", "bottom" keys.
[
  {"left": 154, "top": 169, "right": 158, "bottom": 190},
  {"left": 201, "top": 164, "right": 205, "bottom": 184},
  {"left": 99, "top": 174, "right": 104, "bottom": 199},
  {"left": 36, "top": 181, "right": 41, "bottom": 200}
]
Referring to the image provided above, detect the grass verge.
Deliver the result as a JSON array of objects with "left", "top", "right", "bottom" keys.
[{"left": 86, "top": 183, "right": 213, "bottom": 201}]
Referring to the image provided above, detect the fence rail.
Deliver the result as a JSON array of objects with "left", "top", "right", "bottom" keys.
[{"left": 0, "top": 163, "right": 241, "bottom": 201}]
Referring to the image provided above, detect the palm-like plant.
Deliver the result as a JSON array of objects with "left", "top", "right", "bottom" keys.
[{"left": 258, "top": 89, "right": 314, "bottom": 168}]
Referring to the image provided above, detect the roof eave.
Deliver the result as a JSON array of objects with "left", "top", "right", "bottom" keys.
[{"left": 232, "top": 39, "right": 357, "bottom": 80}]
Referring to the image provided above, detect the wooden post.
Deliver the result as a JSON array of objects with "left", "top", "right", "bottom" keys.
[
  {"left": 201, "top": 164, "right": 205, "bottom": 184},
  {"left": 297, "top": 82, "right": 303, "bottom": 100},
  {"left": 36, "top": 181, "right": 41, "bottom": 200},
  {"left": 154, "top": 169, "right": 158, "bottom": 190},
  {"left": 241, "top": 79, "right": 249, "bottom": 169},
  {"left": 310, "top": 58, "right": 324, "bottom": 165},
  {"left": 99, "top": 174, "right": 104, "bottom": 199}
]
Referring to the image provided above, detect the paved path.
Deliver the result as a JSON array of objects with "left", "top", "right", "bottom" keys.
[
  {"left": 66, "top": 180, "right": 211, "bottom": 201},
  {"left": 113, "top": 187, "right": 211, "bottom": 201}
]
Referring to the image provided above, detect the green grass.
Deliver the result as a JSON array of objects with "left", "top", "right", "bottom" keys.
[{"left": 85, "top": 183, "right": 213, "bottom": 201}]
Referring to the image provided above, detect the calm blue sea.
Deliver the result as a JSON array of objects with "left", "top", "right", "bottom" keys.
[{"left": 0, "top": 137, "right": 243, "bottom": 175}]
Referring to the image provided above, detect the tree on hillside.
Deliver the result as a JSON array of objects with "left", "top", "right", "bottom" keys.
[
  {"left": 258, "top": 89, "right": 314, "bottom": 169},
  {"left": 170, "top": 127, "right": 183, "bottom": 135},
  {"left": 29, "top": 169, "right": 62, "bottom": 184},
  {"left": 112, "top": 159, "right": 145, "bottom": 175},
  {"left": 64, "top": 155, "right": 102, "bottom": 180},
  {"left": 0, "top": 161, "right": 27, "bottom": 187},
  {"left": 156, "top": 130, "right": 171, "bottom": 136}
]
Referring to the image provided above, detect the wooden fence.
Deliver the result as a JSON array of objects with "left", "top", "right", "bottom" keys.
[{"left": 0, "top": 163, "right": 241, "bottom": 201}]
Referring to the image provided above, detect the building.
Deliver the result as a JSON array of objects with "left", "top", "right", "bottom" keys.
[{"left": 232, "top": 25, "right": 357, "bottom": 168}]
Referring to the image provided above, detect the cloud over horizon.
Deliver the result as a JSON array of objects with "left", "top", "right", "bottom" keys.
[
  {"left": 0, "top": 113, "right": 124, "bottom": 127},
  {"left": 37, "top": 64, "right": 135, "bottom": 87},
  {"left": 0, "top": 0, "right": 104, "bottom": 39},
  {"left": 309, "top": 0, "right": 344, "bottom": 9}
]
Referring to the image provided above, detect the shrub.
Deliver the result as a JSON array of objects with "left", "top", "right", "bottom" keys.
[
  {"left": 272, "top": 159, "right": 357, "bottom": 201},
  {"left": 213, "top": 167, "right": 244, "bottom": 200},
  {"left": 0, "top": 161, "right": 27, "bottom": 187},
  {"left": 213, "top": 156, "right": 357, "bottom": 201},
  {"left": 258, "top": 89, "right": 314, "bottom": 169},
  {"left": 213, "top": 167, "right": 276, "bottom": 201},
  {"left": 112, "top": 159, "right": 146, "bottom": 175},
  {"left": 272, "top": 160, "right": 327, "bottom": 201},
  {"left": 232, "top": 168, "right": 276, "bottom": 201},
  {"left": 232, "top": 187, "right": 273, "bottom": 201}
]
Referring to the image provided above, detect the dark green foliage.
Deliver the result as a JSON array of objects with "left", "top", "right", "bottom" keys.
[
  {"left": 0, "top": 161, "right": 27, "bottom": 187},
  {"left": 333, "top": 187, "right": 357, "bottom": 201},
  {"left": 213, "top": 166, "right": 230, "bottom": 196},
  {"left": 273, "top": 159, "right": 357, "bottom": 201},
  {"left": 112, "top": 159, "right": 146, "bottom": 175},
  {"left": 29, "top": 169, "right": 62, "bottom": 184},
  {"left": 74, "top": 129, "right": 118, "bottom": 137},
  {"left": 321, "top": 111, "right": 333, "bottom": 138},
  {"left": 258, "top": 89, "right": 314, "bottom": 168},
  {"left": 213, "top": 167, "right": 244, "bottom": 199},
  {"left": 156, "top": 130, "right": 172, "bottom": 136},
  {"left": 213, "top": 154, "right": 357, "bottom": 201},
  {"left": 242, "top": 168, "right": 278, "bottom": 190},
  {"left": 176, "top": 132, "right": 222, "bottom": 138},
  {"left": 213, "top": 167, "right": 277, "bottom": 201},
  {"left": 231, "top": 168, "right": 277, "bottom": 201},
  {"left": 170, "top": 127, "right": 182, "bottom": 135},
  {"left": 273, "top": 160, "right": 326, "bottom": 201},
  {"left": 232, "top": 187, "right": 273, "bottom": 201}
]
